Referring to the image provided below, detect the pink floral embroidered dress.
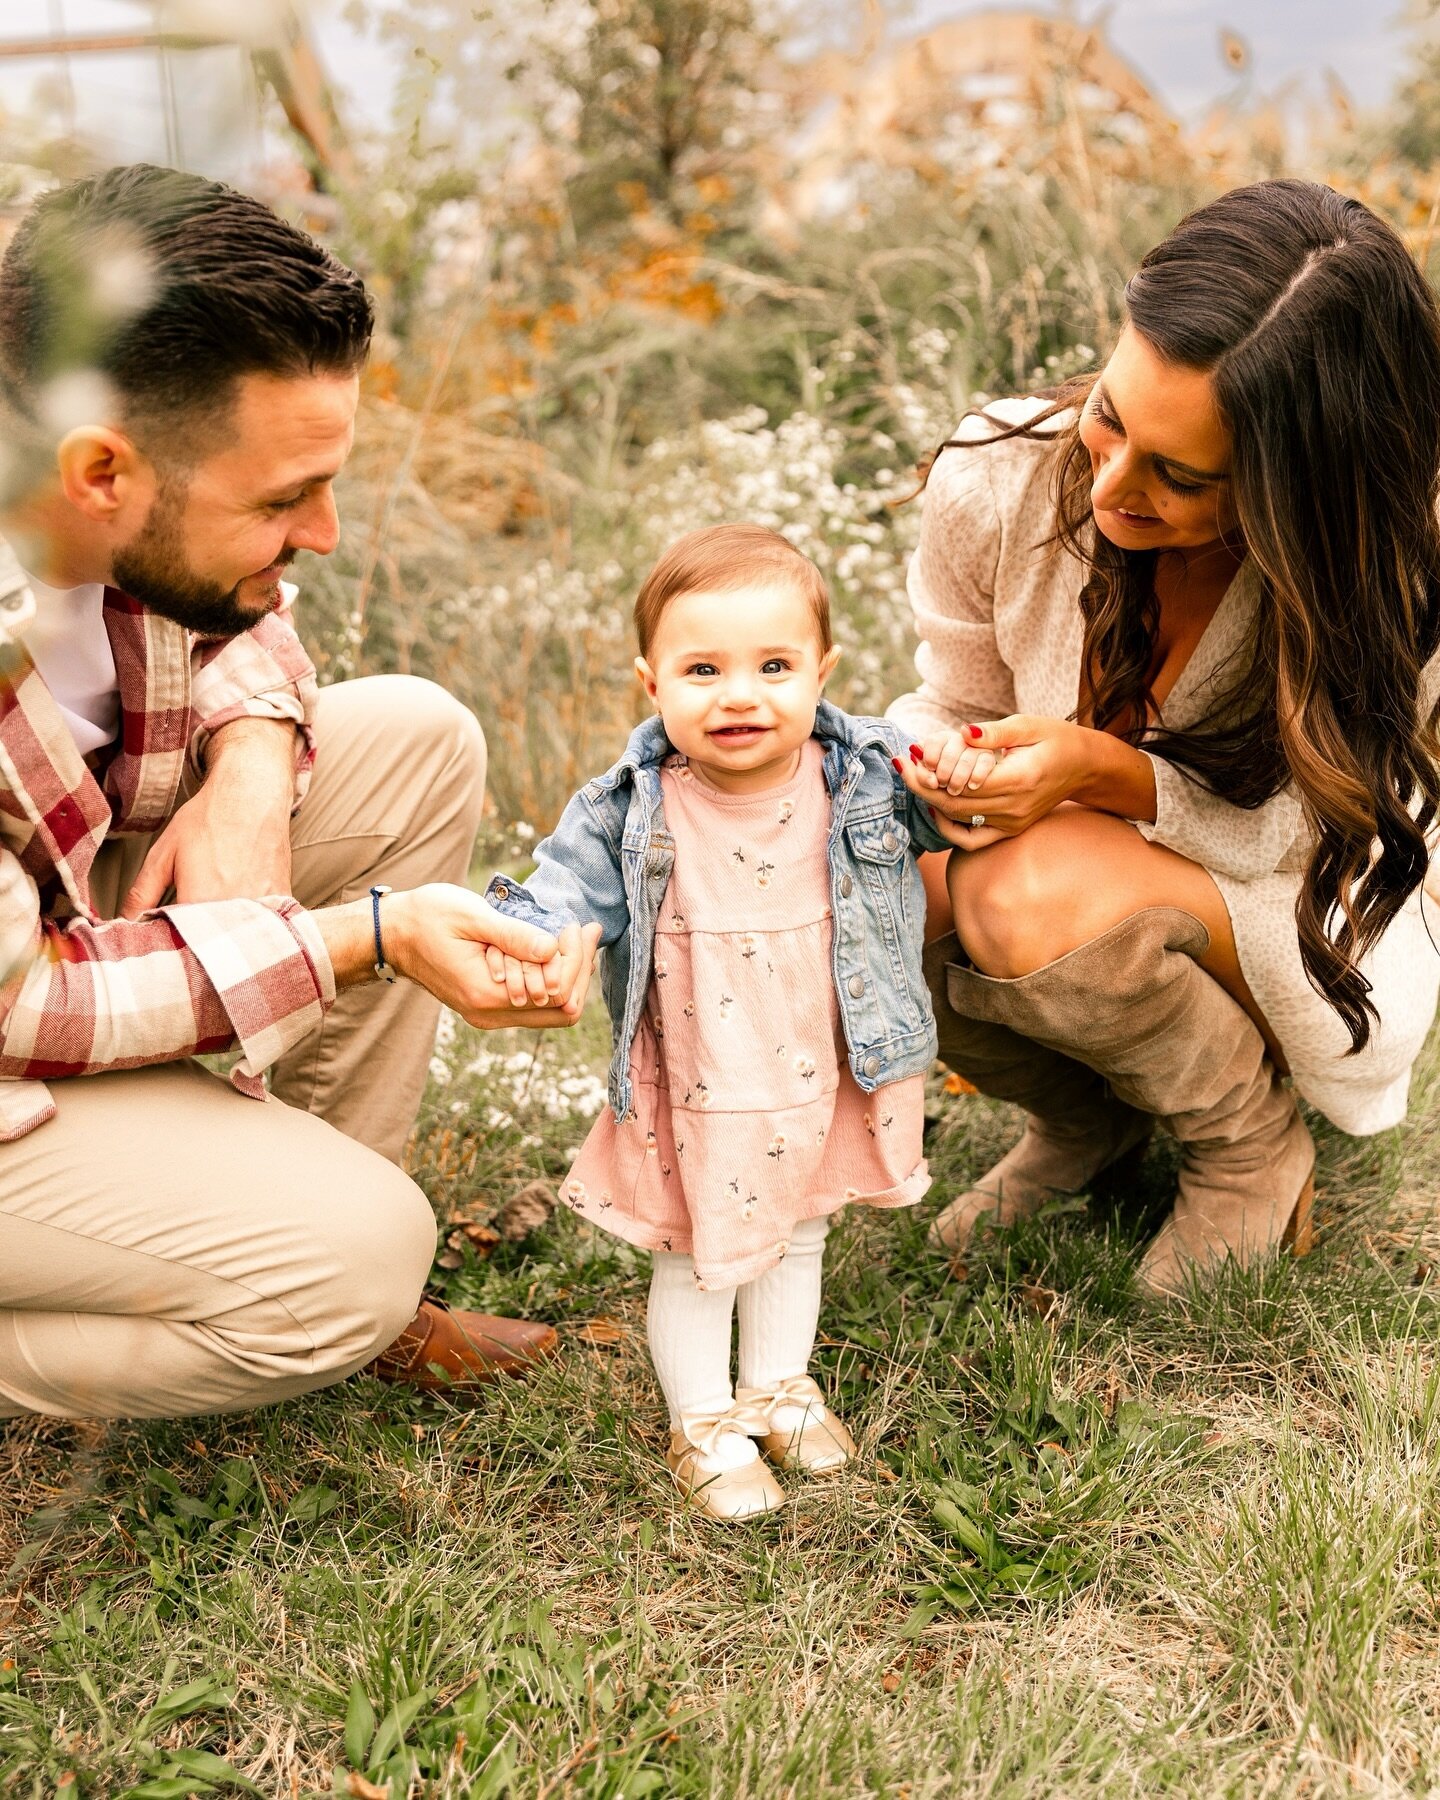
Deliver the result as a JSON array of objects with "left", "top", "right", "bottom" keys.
[{"left": 561, "top": 739, "right": 930, "bottom": 1290}]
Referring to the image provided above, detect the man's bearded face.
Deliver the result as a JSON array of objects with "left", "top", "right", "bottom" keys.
[
  {"left": 110, "top": 370, "right": 358, "bottom": 638},
  {"left": 112, "top": 471, "right": 288, "bottom": 639}
]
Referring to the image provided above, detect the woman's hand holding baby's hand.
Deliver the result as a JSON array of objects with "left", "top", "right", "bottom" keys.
[
  {"left": 899, "top": 716, "right": 1095, "bottom": 847},
  {"left": 911, "top": 728, "right": 1005, "bottom": 800}
]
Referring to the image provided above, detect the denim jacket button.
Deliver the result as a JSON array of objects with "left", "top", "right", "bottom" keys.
[
  {"left": 839, "top": 874, "right": 853, "bottom": 899},
  {"left": 494, "top": 884, "right": 509, "bottom": 900},
  {"left": 863, "top": 1054, "right": 881, "bottom": 1077},
  {"left": 847, "top": 974, "right": 865, "bottom": 998},
  {"left": 881, "top": 831, "right": 898, "bottom": 852}
]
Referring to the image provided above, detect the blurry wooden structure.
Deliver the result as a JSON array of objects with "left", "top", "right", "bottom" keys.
[{"left": 0, "top": 1, "right": 351, "bottom": 192}]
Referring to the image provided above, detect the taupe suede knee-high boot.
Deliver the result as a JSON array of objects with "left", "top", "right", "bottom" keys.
[
  {"left": 942, "top": 909, "right": 1316, "bottom": 1297},
  {"left": 924, "top": 933, "right": 1153, "bottom": 1255}
]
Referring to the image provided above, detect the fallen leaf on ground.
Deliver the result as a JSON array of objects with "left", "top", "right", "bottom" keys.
[
  {"left": 498, "top": 1179, "right": 556, "bottom": 1240},
  {"left": 1019, "top": 1279, "right": 1058, "bottom": 1318},
  {"left": 346, "top": 1775, "right": 391, "bottom": 1799},
  {"left": 436, "top": 1220, "right": 502, "bottom": 1268},
  {"left": 577, "top": 1315, "right": 628, "bottom": 1346}
]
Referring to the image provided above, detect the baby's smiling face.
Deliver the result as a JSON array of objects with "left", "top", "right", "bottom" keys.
[{"left": 635, "top": 579, "right": 841, "bottom": 793}]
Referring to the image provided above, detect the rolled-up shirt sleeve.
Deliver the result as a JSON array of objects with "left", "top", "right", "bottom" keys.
[
  {"left": 188, "top": 585, "right": 319, "bottom": 811},
  {"left": 0, "top": 845, "right": 333, "bottom": 1098}
]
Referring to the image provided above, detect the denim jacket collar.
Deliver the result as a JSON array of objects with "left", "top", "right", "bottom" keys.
[{"left": 587, "top": 698, "right": 894, "bottom": 794}]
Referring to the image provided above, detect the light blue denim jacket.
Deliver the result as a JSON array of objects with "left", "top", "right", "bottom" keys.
[{"left": 483, "top": 699, "right": 950, "bottom": 1120}]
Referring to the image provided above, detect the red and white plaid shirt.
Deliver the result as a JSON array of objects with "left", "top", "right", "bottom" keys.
[{"left": 0, "top": 542, "right": 334, "bottom": 1140}]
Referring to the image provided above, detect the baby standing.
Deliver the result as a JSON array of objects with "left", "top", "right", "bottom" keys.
[{"left": 486, "top": 524, "right": 962, "bottom": 1518}]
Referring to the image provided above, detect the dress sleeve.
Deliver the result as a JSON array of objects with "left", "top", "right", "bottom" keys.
[
  {"left": 1139, "top": 642, "right": 1440, "bottom": 881},
  {"left": 886, "top": 435, "right": 1021, "bottom": 740},
  {"left": 1134, "top": 754, "right": 1306, "bottom": 880}
]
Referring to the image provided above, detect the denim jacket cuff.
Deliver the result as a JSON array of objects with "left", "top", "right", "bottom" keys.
[{"left": 482, "top": 873, "right": 576, "bottom": 939}]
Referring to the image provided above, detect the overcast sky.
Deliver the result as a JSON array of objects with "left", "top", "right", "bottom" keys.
[
  {"left": 0, "top": 1, "right": 1418, "bottom": 170},
  {"left": 313, "top": 1, "right": 1414, "bottom": 126},
  {"left": 1058, "top": 0, "right": 1410, "bottom": 116}
]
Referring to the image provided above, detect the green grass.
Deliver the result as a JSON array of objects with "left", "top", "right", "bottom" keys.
[{"left": 3, "top": 1012, "right": 1438, "bottom": 1798}]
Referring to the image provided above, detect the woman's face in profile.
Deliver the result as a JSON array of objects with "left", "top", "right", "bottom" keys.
[{"left": 1078, "top": 324, "right": 1237, "bottom": 554}]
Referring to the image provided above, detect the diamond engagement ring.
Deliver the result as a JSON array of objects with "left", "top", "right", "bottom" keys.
[{"left": 970, "top": 813, "right": 986, "bottom": 829}]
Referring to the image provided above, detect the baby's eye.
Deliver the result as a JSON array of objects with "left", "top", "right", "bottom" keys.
[
  {"left": 685, "top": 662, "right": 719, "bottom": 677},
  {"left": 761, "top": 658, "right": 790, "bottom": 675}
]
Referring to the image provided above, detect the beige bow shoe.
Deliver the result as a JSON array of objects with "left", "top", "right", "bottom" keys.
[
  {"left": 739, "top": 1375, "right": 857, "bottom": 1474},
  {"left": 665, "top": 1403, "right": 786, "bottom": 1521}
]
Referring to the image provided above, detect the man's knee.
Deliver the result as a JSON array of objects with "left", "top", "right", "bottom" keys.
[
  {"left": 355, "top": 674, "right": 487, "bottom": 817},
  {"left": 301, "top": 1159, "right": 437, "bottom": 1372}
]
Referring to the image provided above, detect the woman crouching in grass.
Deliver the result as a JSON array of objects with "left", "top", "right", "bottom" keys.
[
  {"left": 891, "top": 179, "right": 1440, "bottom": 1298},
  {"left": 483, "top": 524, "right": 988, "bottom": 1519}
]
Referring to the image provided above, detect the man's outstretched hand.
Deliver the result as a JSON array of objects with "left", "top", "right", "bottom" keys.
[
  {"left": 380, "top": 885, "right": 601, "bottom": 1029},
  {"left": 119, "top": 708, "right": 603, "bottom": 1033}
]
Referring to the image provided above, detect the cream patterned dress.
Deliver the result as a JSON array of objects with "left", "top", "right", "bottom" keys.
[
  {"left": 560, "top": 740, "right": 930, "bottom": 1289},
  {"left": 887, "top": 398, "right": 1440, "bottom": 1136}
]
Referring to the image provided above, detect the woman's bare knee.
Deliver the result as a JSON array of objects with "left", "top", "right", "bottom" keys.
[
  {"left": 947, "top": 831, "right": 1088, "bottom": 976},
  {"left": 947, "top": 811, "right": 1199, "bottom": 978}
]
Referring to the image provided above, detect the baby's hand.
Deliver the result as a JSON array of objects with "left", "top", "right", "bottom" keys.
[
  {"left": 484, "top": 942, "right": 566, "bottom": 1008},
  {"left": 910, "top": 729, "right": 1004, "bottom": 799}
]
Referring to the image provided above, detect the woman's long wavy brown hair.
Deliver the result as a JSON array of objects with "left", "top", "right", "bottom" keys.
[{"left": 919, "top": 179, "right": 1440, "bottom": 1053}]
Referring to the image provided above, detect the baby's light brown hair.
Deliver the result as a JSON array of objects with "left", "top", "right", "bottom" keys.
[{"left": 633, "top": 524, "right": 832, "bottom": 658}]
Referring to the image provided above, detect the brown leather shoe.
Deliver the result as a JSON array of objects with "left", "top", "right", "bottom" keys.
[{"left": 365, "top": 1297, "right": 559, "bottom": 1393}]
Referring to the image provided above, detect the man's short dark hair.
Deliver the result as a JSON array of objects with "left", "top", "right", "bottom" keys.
[{"left": 0, "top": 162, "right": 373, "bottom": 461}]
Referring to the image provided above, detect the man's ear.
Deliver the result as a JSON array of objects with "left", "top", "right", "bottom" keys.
[
  {"left": 634, "top": 655, "right": 660, "bottom": 703},
  {"left": 55, "top": 426, "right": 151, "bottom": 523},
  {"left": 817, "top": 644, "right": 843, "bottom": 689}
]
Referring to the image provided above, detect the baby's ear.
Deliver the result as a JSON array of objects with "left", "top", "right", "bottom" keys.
[
  {"left": 634, "top": 655, "right": 659, "bottom": 701},
  {"left": 817, "top": 644, "right": 843, "bottom": 687}
]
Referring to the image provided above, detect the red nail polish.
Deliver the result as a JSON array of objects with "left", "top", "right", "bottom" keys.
[
  {"left": 966, "top": 725, "right": 982, "bottom": 741},
  {"left": 909, "top": 744, "right": 923, "bottom": 763},
  {"left": 892, "top": 757, "right": 903, "bottom": 772},
  {"left": 927, "top": 805, "right": 937, "bottom": 819}
]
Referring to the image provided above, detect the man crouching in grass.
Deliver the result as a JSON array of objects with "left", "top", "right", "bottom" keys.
[{"left": 0, "top": 164, "right": 599, "bottom": 1421}]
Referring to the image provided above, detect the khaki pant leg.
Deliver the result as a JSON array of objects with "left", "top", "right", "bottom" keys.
[
  {"left": 0, "top": 1060, "right": 436, "bottom": 1420},
  {"left": 268, "top": 675, "right": 487, "bottom": 1163}
]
